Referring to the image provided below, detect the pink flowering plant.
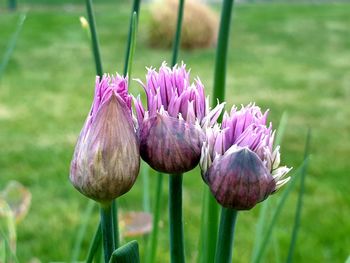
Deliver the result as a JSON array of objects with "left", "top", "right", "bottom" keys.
[
  {"left": 134, "top": 63, "right": 224, "bottom": 174},
  {"left": 70, "top": 74, "right": 139, "bottom": 203},
  {"left": 200, "top": 104, "right": 291, "bottom": 210},
  {"left": 67, "top": 0, "right": 300, "bottom": 262}
]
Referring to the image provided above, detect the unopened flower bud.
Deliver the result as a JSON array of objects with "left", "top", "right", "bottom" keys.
[
  {"left": 70, "top": 74, "right": 140, "bottom": 203},
  {"left": 140, "top": 112, "right": 205, "bottom": 173},
  {"left": 203, "top": 147, "right": 275, "bottom": 210},
  {"left": 134, "top": 62, "right": 224, "bottom": 174},
  {"left": 200, "top": 104, "right": 291, "bottom": 210}
]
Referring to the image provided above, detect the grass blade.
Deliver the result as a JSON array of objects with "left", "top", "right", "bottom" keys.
[
  {"left": 85, "top": 0, "right": 103, "bottom": 76},
  {"left": 252, "top": 131, "right": 311, "bottom": 263},
  {"left": 197, "top": 188, "right": 208, "bottom": 263},
  {"left": 142, "top": 162, "right": 151, "bottom": 213},
  {"left": 126, "top": 12, "right": 138, "bottom": 80},
  {"left": 146, "top": 173, "right": 163, "bottom": 263},
  {"left": 286, "top": 129, "right": 311, "bottom": 263},
  {"left": 71, "top": 200, "right": 96, "bottom": 262},
  {"left": 86, "top": 224, "right": 102, "bottom": 263},
  {"left": 0, "top": 13, "right": 26, "bottom": 79},
  {"left": 251, "top": 112, "right": 288, "bottom": 262},
  {"left": 274, "top": 112, "right": 288, "bottom": 147},
  {"left": 123, "top": 0, "right": 141, "bottom": 76},
  {"left": 251, "top": 199, "right": 270, "bottom": 263}
]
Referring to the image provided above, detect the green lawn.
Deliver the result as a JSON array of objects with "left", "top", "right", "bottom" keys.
[{"left": 0, "top": 1, "right": 349, "bottom": 262}]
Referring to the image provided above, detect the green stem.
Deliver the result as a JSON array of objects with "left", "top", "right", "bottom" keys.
[
  {"left": 0, "top": 13, "right": 26, "bottom": 79},
  {"left": 100, "top": 203, "right": 115, "bottom": 263},
  {"left": 85, "top": 0, "right": 103, "bottom": 76},
  {"left": 215, "top": 208, "right": 238, "bottom": 263},
  {"left": 111, "top": 201, "right": 119, "bottom": 248},
  {"left": 169, "top": 174, "right": 185, "bottom": 263},
  {"left": 166, "top": 1, "right": 186, "bottom": 262},
  {"left": 204, "top": 1, "right": 235, "bottom": 262},
  {"left": 126, "top": 12, "right": 138, "bottom": 80},
  {"left": 123, "top": 0, "right": 141, "bottom": 76},
  {"left": 8, "top": 0, "right": 17, "bottom": 10},
  {"left": 212, "top": 0, "right": 235, "bottom": 106},
  {"left": 171, "top": 0, "right": 185, "bottom": 66},
  {"left": 142, "top": 163, "right": 151, "bottom": 213},
  {"left": 197, "top": 188, "right": 208, "bottom": 263},
  {"left": 286, "top": 129, "right": 311, "bottom": 263},
  {"left": 86, "top": 223, "right": 102, "bottom": 263},
  {"left": 146, "top": 173, "right": 163, "bottom": 263},
  {"left": 71, "top": 200, "right": 96, "bottom": 262}
]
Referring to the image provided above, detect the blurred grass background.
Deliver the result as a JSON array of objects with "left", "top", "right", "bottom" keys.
[{"left": 0, "top": 0, "right": 349, "bottom": 262}]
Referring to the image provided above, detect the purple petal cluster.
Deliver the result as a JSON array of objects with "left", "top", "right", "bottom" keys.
[
  {"left": 70, "top": 74, "right": 140, "bottom": 203},
  {"left": 134, "top": 63, "right": 224, "bottom": 174},
  {"left": 134, "top": 62, "right": 224, "bottom": 127},
  {"left": 86, "top": 74, "right": 132, "bottom": 132},
  {"left": 200, "top": 104, "right": 291, "bottom": 210},
  {"left": 69, "top": 62, "right": 291, "bottom": 209}
]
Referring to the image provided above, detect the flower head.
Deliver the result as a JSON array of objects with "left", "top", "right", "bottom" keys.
[
  {"left": 134, "top": 62, "right": 224, "bottom": 174},
  {"left": 70, "top": 74, "right": 140, "bottom": 203},
  {"left": 200, "top": 104, "right": 291, "bottom": 210}
]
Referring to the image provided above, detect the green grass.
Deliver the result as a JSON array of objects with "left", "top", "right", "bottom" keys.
[{"left": 0, "top": 2, "right": 349, "bottom": 262}]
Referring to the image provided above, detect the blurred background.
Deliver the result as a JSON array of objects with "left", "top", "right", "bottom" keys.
[{"left": 0, "top": 0, "right": 349, "bottom": 262}]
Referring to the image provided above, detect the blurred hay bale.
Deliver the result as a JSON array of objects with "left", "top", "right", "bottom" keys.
[{"left": 148, "top": 0, "right": 219, "bottom": 50}]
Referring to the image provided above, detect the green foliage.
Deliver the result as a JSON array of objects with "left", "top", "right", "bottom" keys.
[
  {"left": 0, "top": 13, "right": 26, "bottom": 79},
  {"left": 0, "top": 2, "right": 349, "bottom": 262},
  {"left": 109, "top": 240, "right": 139, "bottom": 263}
]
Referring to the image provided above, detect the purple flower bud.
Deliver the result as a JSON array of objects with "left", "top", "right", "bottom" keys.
[
  {"left": 140, "top": 112, "right": 205, "bottom": 173},
  {"left": 200, "top": 104, "right": 291, "bottom": 210},
  {"left": 134, "top": 62, "right": 224, "bottom": 174},
  {"left": 70, "top": 74, "right": 140, "bottom": 203}
]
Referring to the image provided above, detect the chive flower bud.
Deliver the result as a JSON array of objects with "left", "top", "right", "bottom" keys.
[
  {"left": 200, "top": 104, "right": 291, "bottom": 210},
  {"left": 70, "top": 74, "right": 140, "bottom": 203},
  {"left": 134, "top": 62, "right": 224, "bottom": 174}
]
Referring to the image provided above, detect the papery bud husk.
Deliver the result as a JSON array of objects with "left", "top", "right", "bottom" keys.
[
  {"left": 203, "top": 148, "right": 276, "bottom": 210},
  {"left": 139, "top": 113, "right": 205, "bottom": 174},
  {"left": 70, "top": 95, "right": 140, "bottom": 203}
]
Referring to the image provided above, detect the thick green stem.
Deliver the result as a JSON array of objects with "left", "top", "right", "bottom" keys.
[
  {"left": 215, "top": 208, "right": 238, "bottom": 263},
  {"left": 100, "top": 203, "right": 115, "bottom": 263},
  {"left": 146, "top": 173, "right": 164, "bottom": 263},
  {"left": 86, "top": 223, "right": 102, "bottom": 263},
  {"left": 204, "top": 194, "right": 220, "bottom": 263},
  {"left": 171, "top": 0, "right": 185, "bottom": 66},
  {"left": 203, "top": 1, "right": 235, "bottom": 262},
  {"left": 85, "top": 0, "right": 103, "bottom": 76},
  {"left": 166, "top": 1, "right": 186, "bottom": 262},
  {"left": 169, "top": 174, "right": 185, "bottom": 263}
]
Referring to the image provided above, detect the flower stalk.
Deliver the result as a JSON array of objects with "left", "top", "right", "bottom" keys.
[
  {"left": 123, "top": 0, "right": 141, "bottom": 76},
  {"left": 215, "top": 208, "right": 238, "bottom": 263},
  {"left": 146, "top": 172, "right": 163, "bottom": 263},
  {"left": 169, "top": 174, "right": 185, "bottom": 263},
  {"left": 85, "top": 0, "right": 103, "bottom": 76},
  {"left": 203, "top": 0, "right": 235, "bottom": 262},
  {"left": 171, "top": 0, "right": 185, "bottom": 66},
  {"left": 100, "top": 203, "right": 115, "bottom": 262}
]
